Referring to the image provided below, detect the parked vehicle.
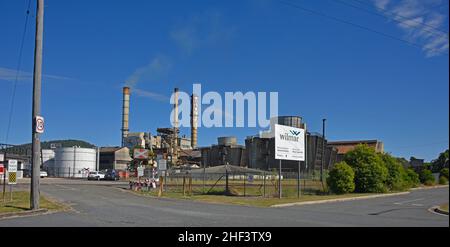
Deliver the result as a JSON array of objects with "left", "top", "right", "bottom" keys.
[
  {"left": 103, "top": 169, "right": 120, "bottom": 181},
  {"left": 87, "top": 171, "right": 105, "bottom": 180},
  {"left": 40, "top": 170, "right": 48, "bottom": 178}
]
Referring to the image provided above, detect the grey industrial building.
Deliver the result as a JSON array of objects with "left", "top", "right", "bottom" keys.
[
  {"left": 99, "top": 147, "right": 132, "bottom": 171},
  {"left": 245, "top": 116, "right": 338, "bottom": 173},
  {"left": 200, "top": 137, "right": 248, "bottom": 168}
]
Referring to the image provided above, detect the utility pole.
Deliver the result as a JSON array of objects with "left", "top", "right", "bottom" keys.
[
  {"left": 31, "top": 0, "right": 44, "bottom": 210},
  {"left": 321, "top": 118, "right": 326, "bottom": 182}
]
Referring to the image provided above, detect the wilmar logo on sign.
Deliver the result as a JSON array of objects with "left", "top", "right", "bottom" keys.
[{"left": 275, "top": 124, "right": 305, "bottom": 161}]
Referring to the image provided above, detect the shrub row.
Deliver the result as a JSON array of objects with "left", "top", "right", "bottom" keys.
[{"left": 327, "top": 145, "right": 424, "bottom": 194}]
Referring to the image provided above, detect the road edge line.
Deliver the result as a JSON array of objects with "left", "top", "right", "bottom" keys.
[{"left": 270, "top": 192, "right": 410, "bottom": 208}]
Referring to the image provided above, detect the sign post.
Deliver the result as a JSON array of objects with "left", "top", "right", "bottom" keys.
[
  {"left": 0, "top": 154, "right": 4, "bottom": 201},
  {"left": 157, "top": 159, "right": 167, "bottom": 197},
  {"left": 7, "top": 160, "right": 18, "bottom": 202},
  {"left": 274, "top": 124, "right": 305, "bottom": 199}
]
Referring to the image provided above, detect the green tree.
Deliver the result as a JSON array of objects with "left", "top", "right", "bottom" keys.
[
  {"left": 403, "top": 168, "right": 420, "bottom": 188},
  {"left": 432, "top": 149, "right": 449, "bottom": 173},
  {"left": 439, "top": 176, "right": 448, "bottom": 185},
  {"left": 380, "top": 153, "right": 408, "bottom": 191},
  {"left": 327, "top": 162, "right": 355, "bottom": 194},
  {"left": 439, "top": 168, "right": 449, "bottom": 180},
  {"left": 419, "top": 169, "right": 435, "bottom": 186},
  {"left": 344, "top": 144, "right": 388, "bottom": 193}
]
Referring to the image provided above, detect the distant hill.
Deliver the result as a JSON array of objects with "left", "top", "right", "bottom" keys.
[
  {"left": 40, "top": 139, "right": 95, "bottom": 149},
  {"left": 2, "top": 139, "right": 95, "bottom": 156}
]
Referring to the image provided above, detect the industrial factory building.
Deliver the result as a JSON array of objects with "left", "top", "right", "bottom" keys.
[
  {"left": 119, "top": 86, "right": 199, "bottom": 167},
  {"left": 245, "top": 116, "right": 338, "bottom": 173},
  {"left": 328, "top": 139, "right": 384, "bottom": 162},
  {"left": 200, "top": 137, "right": 248, "bottom": 168},
  {"left": 99, "top": 147, "right": 132, "bottom": 171}
]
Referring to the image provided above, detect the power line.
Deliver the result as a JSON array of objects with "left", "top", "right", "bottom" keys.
[
  {"left": 351, "top": 0, "right": 449, "bottom": 34},
  {"left": 277, "top": 0, "right": 449, "bottom": 55},
  {"left": 4, "top": 0, "right": 32, "bottom": 145},
  {"left": 333, "top": 0, "right": 449, "bottom": 38}
]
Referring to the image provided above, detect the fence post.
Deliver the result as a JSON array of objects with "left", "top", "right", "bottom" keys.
[
  {"left": 263, "top": 172, "right": 266, "bottom": 198},
  {"left": 243, "top": 173, "right": 246, "bottom": 197},
  {"left": 183, "top": 176, "right": 186, "bottom": 197},
  {"left": 189, "top": 176, "right": 192, "bottom": 195}
]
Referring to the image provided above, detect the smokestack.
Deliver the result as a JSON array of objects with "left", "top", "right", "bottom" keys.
[
  {"left": 173, "top": 88, "right": 179, "bottom": 161},
  {"left": 191, "top": 94, "right": 198, "bottom": 149},
  {"left": 121, "top": 86, "right": 130, "bottom": 147}
]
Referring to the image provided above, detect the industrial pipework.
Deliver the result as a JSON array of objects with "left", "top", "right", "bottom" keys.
[{"left": 121, "top": 86, "right": 130, "bottom": 147}]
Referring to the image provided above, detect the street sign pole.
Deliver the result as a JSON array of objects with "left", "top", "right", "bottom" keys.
[
  {"left": 274, "top": 124, "right": 305, "bottom": 200},
  {"left": 2, "top": 172, "right": 5, "bottom": 203},
  {"left": 278, "top": 159, "right": 282, "bottom": 199},
  {"left": 298, "top": 160, "right": 300, "bottom": 198},
  {"left": 31, "top": 0, "right": 44, "bottom": 210}
]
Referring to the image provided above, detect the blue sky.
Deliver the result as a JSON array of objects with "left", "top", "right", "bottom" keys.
[{"left": 0, "top": 0, "right": 448, "bottom": 161}]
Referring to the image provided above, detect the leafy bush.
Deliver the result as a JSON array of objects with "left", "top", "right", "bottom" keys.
[
  {"left": 419, "top": 169, "right": 435, "bottom": 186},
  {"left": 431, "top": 149, "right": 449, "bottom": 173},
  {"left": 403, "top": 168, "right": 420, "bottom": 188},
  {"left": 327, "top": 162, "right": 355, "bottom": 194},
  {"left": 440, "top": 168, "right": 449, "bottom": 180},
  {"left": 439, "top": 176, "right": 448, "bottom": 185},
  {"left": 380, "top": 153, "right": 408, "bottom": 191},
  {"left": 344, "top": 145, "right": 388, "bottom": 193}
]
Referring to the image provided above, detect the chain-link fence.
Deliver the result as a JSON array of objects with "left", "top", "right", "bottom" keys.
[{"left": 130, "top": 167, "right": 327, "bottom": 198}]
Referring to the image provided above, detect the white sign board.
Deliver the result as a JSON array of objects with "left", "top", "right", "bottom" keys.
[
  {"left": 274, "top": 124, "right": 305, "bottom": 161},
  {"left": 158, "top": 159, "right": 167, "bottom": 171},
  {"left": 35, "top": 116, "right": 45, "bottom": 133},
  {"left": 0, "top": 153, "right": 4, "bottom": 162},
  {"left": 137, "top": 167, "right": 144, "bottom": 177},
  {"left": 8, "top": 159, "right": 18, "bottom": 172}
]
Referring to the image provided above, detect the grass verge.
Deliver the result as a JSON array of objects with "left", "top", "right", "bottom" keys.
[
  {"left": 439, "top": 203, "right": 448, "bottom": 213},
  {"left": 0, "top": 191, "right": 66, "bottom": 214},
  {"left": 133, "top": 189, "right": 380, "bottom": 207}
]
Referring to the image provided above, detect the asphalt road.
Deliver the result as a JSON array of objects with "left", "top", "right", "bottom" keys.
[{"left": 0, "top": 182, "right": 448, "bottom": 227}]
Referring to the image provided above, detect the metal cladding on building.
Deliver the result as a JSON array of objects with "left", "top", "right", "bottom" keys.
[
  {"left": 99, "top": 147, "right": 132, "bottom": 171},
  {"left": 190, "top": 94, "right": 199, "bottom": 149},
  {"left": 246, "top": 116, "right": 338, "bottom": 173},
  {"left": 274, "top": 116, "right": 303, "bottom": 128},
  {"left": 51, "top": 147, "right": 97, "bottom": 178},
  {"left": 121, "top": 86, "right": 130, "bottom": 147},
  {"left": 200, "top": 137, "right": 247, "bottom": 168},
  {"left": 218, "top": 136, "right": 237, "bottom": 146}
]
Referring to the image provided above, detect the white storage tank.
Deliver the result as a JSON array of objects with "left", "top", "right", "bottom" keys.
[
  {"left": 54, "top": 147, "right": 97, "bottom": 178},
  {"left": 41, "top": 149, "right": 55, "bottom": 171}
]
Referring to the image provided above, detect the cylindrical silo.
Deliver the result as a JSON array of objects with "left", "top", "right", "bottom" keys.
[
  {"left": 54, "top": 147, "right": 97, "bottom": 178},
  {"left": 273, "top": 116, "right": 302, "bottom": 128},
  {"left": 218, "top": 137, "right": 237, "bottom": 146},
  {"left": 41, "top": 149, "right": 55, "bottom": 173}
]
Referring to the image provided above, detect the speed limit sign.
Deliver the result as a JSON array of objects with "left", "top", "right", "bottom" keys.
[{"left": 35, "top": 116, "right": 45, "bottom": 133}]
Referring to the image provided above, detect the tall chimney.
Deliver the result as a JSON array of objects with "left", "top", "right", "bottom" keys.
[
  {"left": 121, "top": 86, "right": 130, "bottom": 147},
  {"left": 172, "top": 88, "right": 179, "bottom": 161},
  {"left": 190, "top": 94, "right": 198, "bottom": 149}
]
